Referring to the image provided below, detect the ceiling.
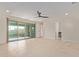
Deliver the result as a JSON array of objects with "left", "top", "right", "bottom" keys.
[{"left": 0, "top": 2, "right": 79, "bottom": 21}]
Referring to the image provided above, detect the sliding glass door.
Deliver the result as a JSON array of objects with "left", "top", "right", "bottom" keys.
[
  {"left": 8, "top": 20, "right": 36, "bottom": 42},
  {"left": 18, "top": 22, "right": 26, "bottom": 40},
  {"left": 8, "top": 21, "right": 18, "bottom": 41},
  {"left": 29, "top": 24, "right": 35, "bottom": 38},
  {"left": 25, "top": 23, "right": 30, "bottom": 38}
]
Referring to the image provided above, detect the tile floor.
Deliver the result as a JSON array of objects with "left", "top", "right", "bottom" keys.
[{"left": 0, "top": 38, "right": 79, "bottom": 57}]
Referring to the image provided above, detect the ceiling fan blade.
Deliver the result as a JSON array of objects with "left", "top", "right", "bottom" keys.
[
  {"left": 37, "top": 11, "right": 41, "bottom": 17},
  {"left": 37, "top": 11, "right": 40, "bottom": 14},
  {"left": 41, "top": 16, "right": 48, "bottom": 18}
]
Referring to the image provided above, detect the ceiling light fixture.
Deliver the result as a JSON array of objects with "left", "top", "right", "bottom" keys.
[
  {"left": 6, "top": 10, "right": 10, "bottom": 13},
  {"left": 65, "top": 13, "right": 69, "bottom": 16}
]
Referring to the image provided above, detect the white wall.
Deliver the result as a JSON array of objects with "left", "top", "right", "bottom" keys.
[
  {"left": 36, "top": 22, "right": 41, "bottom": 38},
  {"left": 43, "top": 19, "right": 56, "bottom": 40},
  {"left": 60, "top": 17, "right": 79, "bottom": 42},
  {"left": 42, "top": 16, "right": 79, "bottom": 42},
  {"left": 36, "top": 22, "right": 44, "bottom": 38},
  {"left": 0, "top": 9, "right": 7, "bottom": 44}
]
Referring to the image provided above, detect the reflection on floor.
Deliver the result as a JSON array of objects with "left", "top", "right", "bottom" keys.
[
  {"left": 9, "top": 37, "right": 30, "bottom": 41},
  {"left": 0, "top": 38, "right": 79, "bottom": 57}
]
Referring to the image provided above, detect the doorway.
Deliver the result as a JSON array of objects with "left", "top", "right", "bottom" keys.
[{"left": 8, "top": 20, "right": 36, "bottom": 42}]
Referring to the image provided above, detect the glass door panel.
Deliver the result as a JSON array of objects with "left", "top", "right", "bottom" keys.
[
  {"left": 29, "top": 24, "right": 35, "bottom": 38},
  {"left": 31, "top": 24, "right": 35, "bottom": 38},
  {"left": 18, "top": 22, "right": 26, "bottom": 40},
  {"left": 25, "top": 24, "right": 30, "bottom": 38},
  {"left": 8, "top": 21, "right": 18, "bottom": 41}
]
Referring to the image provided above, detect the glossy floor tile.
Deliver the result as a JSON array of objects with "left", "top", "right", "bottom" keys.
[{"left": 0, "top": 38, "right": 79, "bottom": 57}]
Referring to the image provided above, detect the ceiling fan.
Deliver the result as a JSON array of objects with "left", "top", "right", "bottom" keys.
[{"left": 35, "top": 11, "right": 48, "bottom": 18}]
